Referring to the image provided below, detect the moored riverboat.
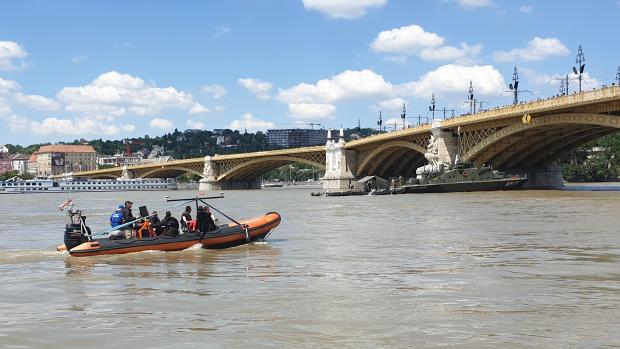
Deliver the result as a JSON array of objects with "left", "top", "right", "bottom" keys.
[
  {"left": 1, "top": 177, "right": 177, "bottom": 193},
  {"left": 397, "top": 161, "right": 527, "bottom": 193}
]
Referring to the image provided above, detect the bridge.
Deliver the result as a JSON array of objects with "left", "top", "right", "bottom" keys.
[{"left": 69, "top": 85, "right": 620, "bottom": 190}]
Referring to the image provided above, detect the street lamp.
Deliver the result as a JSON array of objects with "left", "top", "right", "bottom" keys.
[
  {"left": 429, "top": 93, "right": 436, "bottom": 120},
  {"left": 467, "top": 81, "right": 475, "bottom": 114},
  {"left": 573, "top": 45, "right": 586, "bottom": 93}
]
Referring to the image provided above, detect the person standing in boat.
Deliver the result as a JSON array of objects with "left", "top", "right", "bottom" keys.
[{"left": 121, "top": 200, "right": 135, "bottom": 238}]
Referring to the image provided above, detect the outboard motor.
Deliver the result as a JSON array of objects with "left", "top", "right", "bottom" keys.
[{"left": 63, "top": 211, "right": 92, "bottom": 251}]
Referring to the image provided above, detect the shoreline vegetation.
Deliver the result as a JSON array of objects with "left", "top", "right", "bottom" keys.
[{"left": 3, "top": 128, "right": 620, "bottom": 183}]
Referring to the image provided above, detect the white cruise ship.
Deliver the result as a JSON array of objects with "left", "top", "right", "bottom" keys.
[{"left": 0, "top": 177, "right": 178, "bottom": 193}]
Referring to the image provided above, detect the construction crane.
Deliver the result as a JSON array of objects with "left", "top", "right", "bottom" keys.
[
  {"left": 123, "top": 139, "right": 144, "bottom": 156},
  {"left": 284, "top": 123, "right": 323, "bottom": 129}
]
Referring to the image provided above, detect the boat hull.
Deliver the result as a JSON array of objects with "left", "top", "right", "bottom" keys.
[
  {"left": 65, "top": 212, "right": 281, "bottom": 257},
  {"left": 400, "top": 178, "right": 528, "bottom": 194}
]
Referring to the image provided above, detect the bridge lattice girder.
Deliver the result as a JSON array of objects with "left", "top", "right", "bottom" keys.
[
  {"left": 460, "top": 113, "right": 620, "bottom": 169},
  {"left": 216, "top": 151, "right": 325, "bottom": 181},
  {"left": 352, "top": 136, "right": 429, "bottom": 177}
]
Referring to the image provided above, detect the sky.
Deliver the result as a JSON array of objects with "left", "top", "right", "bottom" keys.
[{"left": 1, "top": 0, "right": 619, "bottom": 146}]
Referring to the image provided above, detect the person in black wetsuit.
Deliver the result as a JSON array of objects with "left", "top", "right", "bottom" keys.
[
  {"left": 196, "top": 206, "right": 217, "bottom": 233},
  {"left": 158, "top": 211, "right": 179, "bottom": 237},
  {"left": 150, "top": 211, "right": 162, "bottom": 236}
]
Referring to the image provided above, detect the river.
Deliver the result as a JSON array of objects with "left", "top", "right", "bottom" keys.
[{"left": 0, "top": 187, "right": 619, "bottom": 348}]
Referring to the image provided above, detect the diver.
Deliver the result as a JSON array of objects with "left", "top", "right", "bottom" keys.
[
  {"left": 196, "top": 206, "right": 217, "bottom": 232},
  {"left": 158, "top": 211, "right": 180, "bottom": 237}
]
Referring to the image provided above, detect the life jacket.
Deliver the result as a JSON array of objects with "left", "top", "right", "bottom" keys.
[{"left": 110, "top": 210, "right": 123, "bottom": 227}]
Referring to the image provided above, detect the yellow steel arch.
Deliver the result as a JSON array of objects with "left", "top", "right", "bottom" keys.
[
  {"left": 218, "top": 155, "right": 325, "bottom": 181},
  {"left": 137, "top": 166, "right": 205, "bottom": 179},
  {"left": 356, "top": 140, "right": 427, "bottom": 176},
  {"left": 462, "top": 113, "right": 620, "bottom": 162}
]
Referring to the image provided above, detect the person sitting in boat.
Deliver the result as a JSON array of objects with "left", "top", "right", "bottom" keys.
[
  {"left": 109, "top": 205, "right": 123, "bottom": 228},
  {"left": 158, "top": 211, "right": 179, "bottom": 237},
  {"left": 108, "top": 204, "right": 127, "bottom": 240},
  {"left": 196, "top": 206, "right": 217, "bottom": 232},
  {"left": 180, "top": 206, "right": 195, "bottom": 232},
  {"left": 150, "top": 211, "right": 163, "bottom": 236},
  {"left": 121, "top": 200, "right": 135, "bottom": 239}
]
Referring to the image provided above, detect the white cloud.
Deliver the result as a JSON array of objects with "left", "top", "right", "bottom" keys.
[
  {"left": 288, "top": 103, "right": 336, "bottom": 120},
  {"left": 385, "top": 55, "right": 407, "bottom": 64},
  {"left": 150, "top": 118, "right": 174, "bottom": 131},
  {"left": 6, "top": 114, "right": 134, "bottom": 136},
  {"left": 57, "top": 71, "right": 202, "bottom": 118},
  {"left": 237, "top": 78, "right": 273, "bottom": 100},
  {"left": 457, "top": 0, "right": 493, "bottom": 7},
  {"left": 371, "top": 24, "right": 481, "bottom": 64},
  {"left": 0, "top": 77, "right": 21, "bottom": 94},
  {"left": 214, "top": 25, "right": 231, "bottom": 38},
  {"left": 519, "top": 5, "right": 533, "bottom": 12},
  {"left": 303, "top": 0, "right": 387, "bottom": 20},
  {"left": 419, "top": 43, "right": 482, "bottom": 64},
  {"left": 399, "top": 64, "right": 506, "bottom": 99},
  {"left": 0, "top": 41, "right": 27, "bottom": 71},
  {"left": 0, "top": 98, "right": 11, "bottom": 116},
  {"left": 71, "top": 55, "right": 88, "bottom": 63},
  {"left": 201, "top": 84, "right": 227, "bottom": 99},
  {"left": 371, "top": 24, "right": 444, "bottom": 54},
  {"left": 520, "top": 67, "right": 601, "bottom": 92},
  {"left": 384, "top": 117, "right": 412, "bottom": 129},
  {"left": 13, "top": 93, "right": 61, "bottom": 111},
  {"left": 189, "top": 103, "right": 209, "bottom": 114},
  {"left": 377, "top": 97, "right": 406, "bottom": 111},
  {"left": 493, "top": 37, "right": 569, "bottom": 62},
  {"left": 186, "top": 119, "right": 204, "bottom": 129},
  {"left": 228, "top": 113, "right": 275, "bottom": 132},
  {"left": 278, "top": 69, "right": 393, "bottom": 104}
]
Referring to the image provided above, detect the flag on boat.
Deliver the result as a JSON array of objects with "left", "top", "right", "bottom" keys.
[{"left": 58, "top": 198, "right": 73, "bottom": 211}]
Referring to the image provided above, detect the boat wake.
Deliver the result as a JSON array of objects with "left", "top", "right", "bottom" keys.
[{"left": 0, "top": 248, "right": 66, "bottom": 265}]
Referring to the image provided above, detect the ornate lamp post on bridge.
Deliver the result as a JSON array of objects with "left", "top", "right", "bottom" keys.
[{"left": 573, "top": 45, "right": 586, "bottom": 93}]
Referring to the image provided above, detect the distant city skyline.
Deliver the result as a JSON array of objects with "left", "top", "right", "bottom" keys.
[{"left": 1, "top": 0, "right": 619, "bottom": 145}]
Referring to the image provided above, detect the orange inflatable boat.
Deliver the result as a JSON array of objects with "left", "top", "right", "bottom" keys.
[{"left": 59, "top": 212, "right": 281, "bottom": 257}]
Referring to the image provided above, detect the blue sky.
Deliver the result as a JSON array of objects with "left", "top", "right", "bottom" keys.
[{"left": 1, "top": 0, "right": 619, "bottom": 145}]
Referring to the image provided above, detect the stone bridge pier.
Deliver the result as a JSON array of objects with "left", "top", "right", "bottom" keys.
[
  {"left": 322, "top": 128, "right": 356, "bottom": 191},
  {"left": 198, "top": 156, "right": 261, "bottom": 192}
]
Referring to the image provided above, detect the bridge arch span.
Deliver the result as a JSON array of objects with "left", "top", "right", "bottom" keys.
[
  {"left": 356, "top": 140, "right": 427, "bottom": 177},
  {"left": 217, "top": 155, "right": 326, "bottom": 181},
  {"left": 137, "top": 166, "right": 205, "bottom": 179},
  {"left": 88, "top": 174, "right": 119, "bottom": 179},
  {"left": 462, "top": 113, "right": 620, "bottom": 169}
]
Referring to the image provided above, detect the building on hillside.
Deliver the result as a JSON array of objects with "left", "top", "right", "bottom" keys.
[
  {"left": 10, "top": 154, "right": 30, "bottom": 174},
  {"left": 0, "top": 145, "right": 12, "bottom": 175},
  {"left": 98, "top": 154, "right": 143, "bottom": 167},
  {"left": 35, "top": 144, "right": 97, "bottom": 176},
  {"left": 266, "top": 129, "right": 328, "bottom": 148},
  {"left": 27, "top": 154, "right": 38, "bottom": 176},
  {"left": 142, "top": 155, "right": 175, "bottom": 164}
]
